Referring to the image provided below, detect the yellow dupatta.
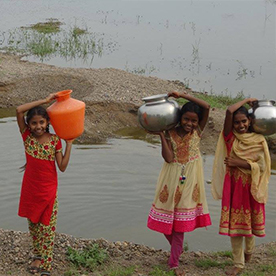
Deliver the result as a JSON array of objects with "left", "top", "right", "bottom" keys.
[{"left": 211, "top": 130, "right": 271, "bottom": 203}]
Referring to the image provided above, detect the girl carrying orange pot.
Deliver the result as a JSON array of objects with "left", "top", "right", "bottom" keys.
[{"left": 16, "top": 93, "right": 74, "bottom": 276}]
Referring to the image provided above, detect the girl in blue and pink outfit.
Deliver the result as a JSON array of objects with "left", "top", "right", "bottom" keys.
[{"left": 147, "top": 91, "right": 212, "bottom": 276}]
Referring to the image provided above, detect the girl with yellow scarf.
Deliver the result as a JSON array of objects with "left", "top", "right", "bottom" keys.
[{"left": 212, "top": 98, "right": 271, "bottom": 276}]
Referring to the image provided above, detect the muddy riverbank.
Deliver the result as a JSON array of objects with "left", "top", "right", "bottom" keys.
[
  {"left": 1, "top": 52, "right": 276, "bottom": 155},
  {"left": 0, "top": 52, "right": 227, "bottom": 154}
]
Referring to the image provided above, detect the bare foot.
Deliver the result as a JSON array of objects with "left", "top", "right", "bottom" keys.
[
  {"left": 28, "top": 259, "right": 41, "bottom": 274},
  {"left": 172, "top": 267, "right": 185, "bottom": 276},
  {"left": 244, "top": 253, "right": 252, "bottom": 263},
  {"left": 225, "top": 266, "right": 243, "bottom": 276}
]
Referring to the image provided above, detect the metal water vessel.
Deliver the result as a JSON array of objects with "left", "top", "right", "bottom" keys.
[
  {"left": 249, "top": 100, "right": 276, "bottom": 136},
  {"left": 138, "top": 94, "right": 180, "bottom": 132}
]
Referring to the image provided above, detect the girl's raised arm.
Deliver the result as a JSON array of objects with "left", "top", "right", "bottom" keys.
[
  {"left": 223, "top": 98, "right": 257, "bottom": 136},
  {"left": 55, "top": 140, "right": 74, "bottom": 172},
  {"left": 16, "top": 94, "right": 56, "bottom": 133},
  {"left": 168, "top": 91, "right": 210, "bottom": 130}
]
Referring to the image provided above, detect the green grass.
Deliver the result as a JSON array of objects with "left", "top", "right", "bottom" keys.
[
  {"left": 29, "top": 19, "right": 62, "bottom": 33},
  {"left": 183, "top": 241, "right": 189, "bottom": 251},
  {"left": 105, "top": 265, "right": 136, "bottom": 276},
  {"left": 212, "top": 250, "right": 233, "bottom": 258},
  {"left": 268, "top": 245, "right": 276, "bottom": 256},
  {"left": 257, "top": 264, "right": 276, "bottom": 273},
  {"left": 27, "top": 35, "right": 58, "bottom": 57},
  {"left": 64, "top": 263, "right": 136, "bottom": 276},
  {"left": 63, "top": 268, "right": 80, "bottom": 276},
  {"left": 66, "top": 244, "right": 108, "bottom": 271},
  {"left": 72, "top": 27, "right": 87, "bottom": 37},
  {"left": 177, "top": 90, "right": 245, "bottom": 109},
  {"left": 149, "top": 266, "right": 175, "bottom": 276},
  {"left": 241, "top": 265, "right": 276, "bottom": 276},
  {"left": 194, "top": 258, "right": 232, "bottom": 269}
]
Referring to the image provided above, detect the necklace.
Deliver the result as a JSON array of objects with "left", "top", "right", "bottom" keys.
[{"left": 179, "top": 164, "right": 186, "bottom": 184}]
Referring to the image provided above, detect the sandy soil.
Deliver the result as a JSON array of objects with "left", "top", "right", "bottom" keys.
[{"left": 0, "top": 52, "right": 225, "bottom": 154}]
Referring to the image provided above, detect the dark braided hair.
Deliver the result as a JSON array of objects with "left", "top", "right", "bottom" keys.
[{"left": 26, "top": 106, "right": 50, "bottom": 132}]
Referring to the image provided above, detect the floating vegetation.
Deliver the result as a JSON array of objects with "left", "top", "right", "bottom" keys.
[
  {"left": 0, "top": 20, "right": 117, "bottom": 63},
  {"left": 27, "top": 18, "right": 62, "bottom": 34},
  {"left": 72, "top": 26, "right": 87, "bottom": 37}
]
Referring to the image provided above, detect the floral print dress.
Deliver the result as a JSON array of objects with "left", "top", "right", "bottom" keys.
[{"left": 18, "top": 128, "right": 62, "bottom": 225}]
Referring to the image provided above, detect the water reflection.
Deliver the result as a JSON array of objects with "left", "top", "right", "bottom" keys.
[{"left": 0, "top": 0, "right": 275, "bottom": 98}]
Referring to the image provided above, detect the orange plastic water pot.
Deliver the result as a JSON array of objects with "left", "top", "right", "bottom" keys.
[{"left": 47, "top": 90, "right": 86, "bottom": 140}]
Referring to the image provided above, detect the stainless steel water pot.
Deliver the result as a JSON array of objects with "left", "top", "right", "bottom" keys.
[
  {"left": 248, "top": 100, "right": 276, "bottom": 136},
  {"left": 138, "top": 94, "right": 180, "bottom": 132}
]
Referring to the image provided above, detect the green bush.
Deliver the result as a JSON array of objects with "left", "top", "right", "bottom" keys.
[{"left": 66, "top": 244, "right": 108, "bottom": 271}]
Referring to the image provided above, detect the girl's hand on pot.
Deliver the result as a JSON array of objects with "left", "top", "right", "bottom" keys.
[
  {"left": 168, "top": 91, "right": 187, "bottom": 98},
  {"left": 247, "top": 98, "right": 258, "bottom": 107},
  {"left": 45, "top": 93, "right": 57, "bottom": 103},
  {"left": 168, "top": 91, "right": 180, "bottom": 98}
]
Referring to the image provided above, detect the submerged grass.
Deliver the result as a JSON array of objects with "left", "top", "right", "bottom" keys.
[
  {"left": 28, "top": 19, "right": 62, "bottom": 34},
  {"left": 0, "top": 20, "right": 114, "bottom": 62}
]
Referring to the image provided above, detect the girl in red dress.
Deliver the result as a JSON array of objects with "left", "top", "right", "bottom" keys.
[
  {"left": 212, "top": 98, "right": 271, "bottom": 276},
  {"left": 16, "top": 93, "right": 74, "bottom": 276}
]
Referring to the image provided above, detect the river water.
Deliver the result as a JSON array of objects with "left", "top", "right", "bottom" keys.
[
  {"left": 1, "top": 117, "right": 276, "bottom": 252},
  {"left": 0, "top": 0, "right": 276, "bottom": 99},
  {"left": 1, "top": 0, "right": 276, "bottom": 252}
]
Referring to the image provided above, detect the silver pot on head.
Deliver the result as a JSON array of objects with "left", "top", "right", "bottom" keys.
[
  {"left": 138, "top": 94, "right": 180, "bottom": 132},
  {"left": 248, "top": 99, "right": 276, "bottom": 136}
]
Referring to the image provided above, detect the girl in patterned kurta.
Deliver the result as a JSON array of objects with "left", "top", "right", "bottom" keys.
[
  {"left": 16, "top": 94, "right": 74, "bottom": 276},
  {"left": 212, "top": 98, "right": 271, "bottom": 276},
  {"left": 147, "top": 91, "right": 212, "bottom": 276}
]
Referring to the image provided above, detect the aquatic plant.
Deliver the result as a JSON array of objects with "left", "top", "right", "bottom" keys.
[
  {"left": 27, "top": 18, "right": 62, "bottom": 34},
  {"left": 0, "top": 20, "right": 117, "bottom": 63}
]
